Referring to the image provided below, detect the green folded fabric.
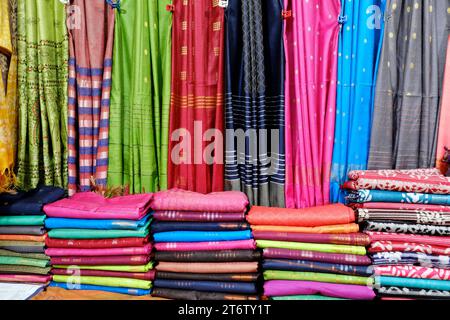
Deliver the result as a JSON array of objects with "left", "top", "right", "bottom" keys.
[
  {"left": 0, "top": 264, "right": 51, "bottom": 275},
  {"left": 0, "top": 215, "right": 46, "bottom": 226},
  {"left": 271, "top": 295, "right": 346, "bottom": 300},
  {"left": 53, "top": 275, "right": 152, "bottom": 289},
  {"left": 263, "top": 270, "right": 373, "bottom": 286},
  {"left": 48, "top": 221, "right": 150, "bottom": 239},
  {"left": 0, "top": 256, "right": 50, "bottom": 268},
  {"left": 256, "top": 240, "right": 367, "bottom": 255},
  {"left": 53, "top": 261, "right": 154, "bottom": 273},
  {"left": 0, "top": 249, "right": 48, "bottom": 260}
]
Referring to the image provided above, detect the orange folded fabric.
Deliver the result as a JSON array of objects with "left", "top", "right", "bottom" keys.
[
  {"left": 155, "top": 262, "right": 259, "bottom": 274},
  {"left": 246, "top": 204, "right": 355, "bottom": 227},
  {"left": 251, "top": 224, "right": 359, "bottom": 234},
  {"left": 0, "top": 234, "right": 46, "bottom": 242}
]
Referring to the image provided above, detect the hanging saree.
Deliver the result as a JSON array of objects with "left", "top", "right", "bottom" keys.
[
  {"left": 67, "top": 0, "right": 115, "bottom": 195},
  {"left": 167, "top": 0, "right": 225, "bottom": 193},
  {"left": 107, "top": 0, "right": 172, "bottom": 194},
  {"left": 284, "top": 0, "right": 340, "bottom": 208},
  {"left": 0, "top": 0, "right": 17, "bottom": 192},
  {"left": 224, "top": 0, "right": 285, "bottom": 207},
  {"left": 330, "top": 0, "right": 385, "bottom": 203},
  {"left": 368, "top": 0, "right": 450, "bottom": 169}
]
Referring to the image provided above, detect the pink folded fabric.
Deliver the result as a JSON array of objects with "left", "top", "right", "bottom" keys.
[
  {"left": 367, "top": 232, "right": 450, "bottom": 247},
  {"left": 151, "top": 189, "right": 248, "bottom": 212},
  {"left": 0, "top": 274, "right": 52, "bottom": 283},
  {"left": 44, "top": 192, "right": 152, "bottom": 220},
  {"left": 374, "top": 265, "right": 450, "bottom": 280},
  {"left": 156, "top": 262, "right": 259, "bottom": 273},
  {"left": 153, "top": 211, "right": 245, "bottom": 222},
  {"left": 155, "top": 240, "right": 256, "bottom": 251},
  {"left": 350, "top": 202, "right": 450, "bottom": 212},
  {"left": 46, "top": 244, "right": 153, "bottom": 257}
]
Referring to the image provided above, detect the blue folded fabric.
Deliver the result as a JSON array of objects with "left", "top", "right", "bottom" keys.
[
  {"left": 153, "top": 230, "right": 253, "bottom": 242},
  {"left": 262, "top": 259, "right": 374, "bottom": 277},
  {"left": 49, "top": 281, "right": 151, "bottom": 296},
  {"left": 45, "top": 214, "right": 151, "bottom": 230},
  {"left": 348, "top": 190, "right": 450, "bottom": 205},
  {"left": 371, "top": 252, "right": 450, "bottom": 269},
  {"left": 151, "top": 221, "right": 250, "bottom": 233},
  {"left": 378, "top": 276, "right": 450, "bottom": 291},
  {"left": 153, "top": 279, "right": 257, "bottom": 294}
]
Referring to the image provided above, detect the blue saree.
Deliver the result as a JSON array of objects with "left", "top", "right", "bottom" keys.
[{"left": 153, "top": 230, "right": 252, "bottom": 243}]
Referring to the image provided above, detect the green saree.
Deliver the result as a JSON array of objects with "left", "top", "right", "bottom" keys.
[
  {"left": 16, "top": 0, "right": 68, "bottom": 190},
  {"left": 107, "top": 0, "right": 172, "bottom": 193}
]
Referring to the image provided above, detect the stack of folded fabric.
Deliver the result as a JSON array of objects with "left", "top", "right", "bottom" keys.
[
  {"left": 246, "top": 204, "right": 375, "bottom": 300},
  {"left": 0, "top": 186, "right": 65, "bottom": 286},
  {"left": 150, "top": 189, "right": 260, "bottom": 300},
  {"left": 43, "top": 192, "right": 155, "bottom": 296},
  {"left": 346, "top": 168, "right": 450, "bottom": 300}
]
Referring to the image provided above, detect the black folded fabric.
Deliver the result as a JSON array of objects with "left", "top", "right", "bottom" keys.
[
  {"left": 156, "top": 271, "right": 260, "bottom": 282},
  {"left": 155, "top": 250, "right": 261, "bottom": 262},
  {"left": 0, "top": 226, "right": 46, "bottom": 235},
  {"left": 0, "top": 186, "right": 65, "bottom": 216},
  {"left": 378, "top": 286, "right": 450, "bottom": 299},
  {"left": 151, "top": 221, "right": 251, "bottom": 233},
  {"left": 364, "top": 221, "right": 450, "bottom": 236},
  {"left": 152, "top": 287, "right": 259, "bottom": 300}
]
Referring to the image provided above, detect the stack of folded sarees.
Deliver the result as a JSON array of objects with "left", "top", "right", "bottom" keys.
[
  {"left": 0, "top": 186, "right": 65, "bottom": 286},
  {"left": 246, "top": 204, "right": 375, "bottom": 300},
  {"left": 150, "top": 189, "right": 260, "bottom": 300},
  {"left": 43, "top": 192, "right": 154, "bottom": 296},
  {"left": 346, "top": 168, "right": 450, "bottom": 300}
]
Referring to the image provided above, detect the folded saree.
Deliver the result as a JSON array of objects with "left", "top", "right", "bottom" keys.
[
  {"left": 155, "top": 262, "right": 258, "bottom": 274},
  {"left": 43, "top": 192, "right": 153, "bottom": 220},
  {"left": 256, "top": 240, "right": 366, "bottom": 255},
  {"left": 0, "top": 274, "right": 51, "bottom": 283},
  {"left": 50, "top": 255, "right": 150, "bottom": 266},
  {"left": 263, "top": 280, "right": 375, "bottom": 300},
  {"left": 367, "top": 232, "right": 450, "bottom": 247},
  {"left": 155, "top": 240, "right": 256, "bottom": 252},
  {"left": 0, "top": 241, "right": 45, "bottom": 253},
  {"left": 152, "top": 189, "right": 248, "bottom": 212},
  {"left": 0, "top": 226, "right": 45, "bottom": 235},
  {"left": 53, "top": 262, "right": 154, "bottom": 273},
  {"left": 0, "top": 265, "right": 50, "bottom": 275},
  {"left": 371, "top": 252, "right": 450, "bottom": 269},
  {"left": 369, "top": 241, "right": 450, "bottom": 255},
  {"left": 346, "top": 168, "right": 450, "bottom": 194},
  {"left": 253, "top": 232, "right": 370, "bottom": 246},
  {"left": 246, "top": 204, "right": 355, "bottom": 227},
  {"left": 153, "top": 211, "right": 245, "bottom": 222},
  {"left": 0, "top": 186, "right": 65, "bottom": 215},
  {"left": 0, "top": 215, "right": 46, "bottom": 226},
  {"left": 154, "top": 230, "right": 252, "bottom": 242},
  {"left": 152, "top": 287, "right": 259, "bottom": 300},
  {"left": 155, "top": 250, "right": 260, "bottom": 262},
  {"left": 271, "top": 295, "right": 346, "bottom": 300},
  {"left": 45, "top": 237, "right": 150, "bottom": 249},
  {"left": 377, "top": 276, "right": 450, "bottom": 291},
  {"left": 375, "top": 266, "right": 450, "bottom": 280},
  {"left": 351, "top": 202, "right": 450, "bottom": 212},
  {"left": 49, "top": 281, "right": 151, "bottom": 296},
  {"left": 0, "top": 234, "right": 46, "bottom": 242},
  {"left": 45, "top": 215, "right": 151, "bottom": 230},
  {"left": 0, "top": 249, "right": 47, "bottom": 260},
  {"left": 378, "top": 286, "right": 450, "bottom": 299},
  {"left": 151, "top": 222, "right": 250, "bottom": 233},
  {"left": 262, "top": 259, "right": 373, "bottom": 277},
  {"left": 0, "top": 256, "right": 49, "bottom": 268},
  {"left": 48, "top": 223, "right": 150, "bottom": 239},
  {"left": 263, "top": 248, "right": 372, "bottom": 265},
  {"left": 263, "top": 270, "right": 373, "bottom": 286},
  {"left": 357, "top": 209, "right": 450, "bottom": 226},
  {"left": 251, "top": 224, "right": 359, "bottom": 234},
  {"left": 348, "top": 190, "right": 450, "bottom": 205},
  {"left": 52, "top": 275, "right": 151, "bottom": 289},
  {"left": 365, "top": 221, "right": 450, "bottom": 236},
  {"left": 156, "top": 272, "right": 259, "bottom": 282},
  {"left": 45, "top": 244, "right": 152, "bottom": 257},
  {"left": 51, "top": 268, "right": 156, "bottom": 281},
  {"left": 153, "top": 279, "right": 256, "bottom": 294}
]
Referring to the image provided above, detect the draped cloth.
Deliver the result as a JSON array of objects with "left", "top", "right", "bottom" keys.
[
  {"left": 284, "top": 0, "right": 340, "bottom": 208},
  {"left": 0, "top": 0, "right": 17, "bottom": 192},
  {"left": 167, "top": 0, "right": 224, "bottom": 193},
  {"left": 67, "top": 0, "right": 115, "bottom": 195},
  {"left": 107, "top": 0, "right": 172, "bottom": 193},
  {"left": 16, "top": 0, "right": 68, "bottom": 190},
  {"left": 224, "top": 0, "right": 285, "bottom": 207},
  {"left": 368, "top": 0, "right": 449, "bottom": 169},
  {"left": 330, "top": 0, "right": 385, "bottom": 203}
]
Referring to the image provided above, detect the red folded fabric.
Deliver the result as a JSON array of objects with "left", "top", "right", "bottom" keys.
[
  {"left": 50, "top": 268, "right": 156, "bottom": 280},
  {"left": 375, "top": 265, "right": 450, "bottom": 280},
  {"left": 0, "top": 274, "right": 51, "bottom": 283},
  {"left": 369, "top": 241, "right": 450, "bottom": 255},
  {"left": 252, "top": 231, "right": 370, "bottom": 246},
  {"left": 45, "top": 237, "right": 150, "bottom": 249},
  {"left": 350, "top": 202, "right": 450, "bottom": 212},
  {"left": 50, "top": 255, "right": 150, "bottom": 266},
  {"left": 367, "top": 232, "right": 450, "bottom": 247},
  {"left": 246, "top": 204, "right": 355, "bottom": 227}
]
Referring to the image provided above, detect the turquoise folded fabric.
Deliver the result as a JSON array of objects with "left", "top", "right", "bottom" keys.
[
  {"left": 378, "top": 276, "right": 450, "bottom": 291},
  {"left": 48, "top": 221, "right": 150, "bottom": 239},
  {"left": 348, "top": 190, "right": 450, "bottom": 205},
  {"left": 45, "top": 215, "right": 152, "bottom": 230},
  {"left": 0, "top": 215, "right": 46, "bottom": 226},
  {"left": 153, "top": 230, "right": 252, "bottom": 242}
]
